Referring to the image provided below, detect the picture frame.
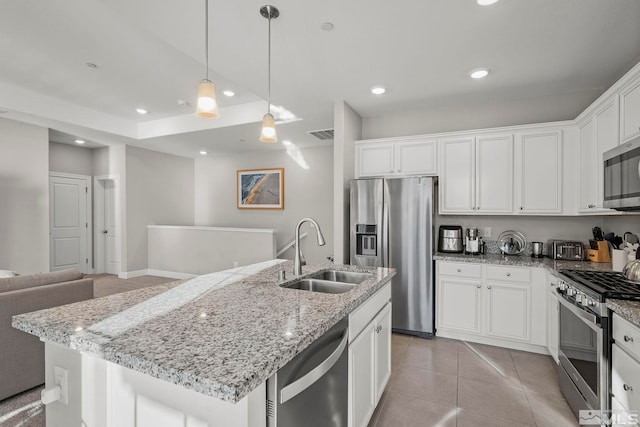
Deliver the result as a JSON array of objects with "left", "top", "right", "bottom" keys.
[{"left": 236, "top": 168, "right": 284, "bottom": 210}]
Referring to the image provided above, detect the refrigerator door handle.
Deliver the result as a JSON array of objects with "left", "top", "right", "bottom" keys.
[{"left": 382, "top": 202, "right": 390, "bottom": 267}]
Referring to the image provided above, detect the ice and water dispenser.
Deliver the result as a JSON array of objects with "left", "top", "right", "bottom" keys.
[{"left": 355, "top": 224, "right": 377, "bottom": 256}]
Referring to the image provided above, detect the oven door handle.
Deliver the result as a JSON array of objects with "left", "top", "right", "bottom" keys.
[{"left": 556, "top": 291, "right": 600, "bottom": 327}]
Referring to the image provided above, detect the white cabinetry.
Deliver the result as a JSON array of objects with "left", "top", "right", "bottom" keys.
[
  {"left": 620, "top": 74, "right": 640, "bottom": 143},
  {"left": 547, "top": 273, "right": 560, "bottom": 363},
  {"left": 436, "top": 261, "right": 547, "bottom": 352},
  {"left": 578, "top": 97, "right": 618, "bottom": 213},
  {"left": 439, "top": 134, "right": 513, "bottom": 214},
  {"left": 355, "top": 138, "right": 437, "bottom": 177},
  {"left": 515, "top": 130, "right": 563, "bottom": 214},
  {"left": 612, "top": 313, "right": 640, "bottom": 424},
  {"left": 348, "top": 284, "right": 391, "bottom": 427}
]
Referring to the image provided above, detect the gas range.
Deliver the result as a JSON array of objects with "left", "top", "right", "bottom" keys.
[{"left": 557, "top": 269, "right": 640, "bottom": 317}]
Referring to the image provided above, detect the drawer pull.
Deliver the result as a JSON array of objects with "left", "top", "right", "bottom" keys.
[
  {"left": 624, "top": 335, "right": 634, "bottom": 343},
  {"left": 376, "top": 325, "right": 382, "bottom": 334},
  {"left": 476, "top": 284, "right": 481, "bottom": 288},
  {"left": 624, "top": 384, "right": 634, "bottom": 392},
  {"left": 487, "top": 285, "right": 492, "bottom": 290},
  {"left": 457, "top": 268, "right": 461, "bottom": 272},
  {"left": 506, "top": 272, "right": 511, "bottom": 277}
]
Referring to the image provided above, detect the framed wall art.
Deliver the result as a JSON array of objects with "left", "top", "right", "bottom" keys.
[{"left": 236, "top": 168, "right": 284, "bottom": 210}]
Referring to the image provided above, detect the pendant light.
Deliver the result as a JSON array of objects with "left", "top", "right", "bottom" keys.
[
  {"left": 260, "top": 5, "right": 279, "bottom": 143},
  {"left": 196, "top": 0, "right": 219, "bottom": 118}
]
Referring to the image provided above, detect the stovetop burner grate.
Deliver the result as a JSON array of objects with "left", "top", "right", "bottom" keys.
[{"left": 560, "top": 269, "right": 640, "bottom": 300}]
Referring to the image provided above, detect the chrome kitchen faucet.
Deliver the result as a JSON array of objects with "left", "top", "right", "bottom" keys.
[{"left": 293, "top": 218, "right": 325, "bottom": 276}]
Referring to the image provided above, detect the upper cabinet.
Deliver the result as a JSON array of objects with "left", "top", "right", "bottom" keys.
[
  {"left": 355, "top": 137, "right": 437, "bottom": 178},
  {"left": 578, "top": 97, "right": 618, "bottom": 213},
  {"left": 439, "top": 134, "right": 513, "bottom": 214},
  {"left": 514, "top": 130, "right": 563, "bottom": 214},
  {"left": 620, "top": 74, "right": 640, "bottom": 143}
]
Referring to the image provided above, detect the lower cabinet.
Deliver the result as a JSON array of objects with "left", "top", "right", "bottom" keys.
[
  {"left": 436, "top": 261, "right": 547, "bottom": 351},
  {"left": 612, "top": 313, "right": 640, "bottom": 425},
  {"left": 348, "top": 284, "right": 391, "bottom": 427},
  {"left": 547, "top": 273, "right": 560, "bottom": 363}
]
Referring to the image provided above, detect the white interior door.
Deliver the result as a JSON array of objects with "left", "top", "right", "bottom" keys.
[
  {"left": 50, "top": 174, "right": 90, "bottom": 273},
  {"left": 104, "top": 179, "right": 120, "bottom": 274}
]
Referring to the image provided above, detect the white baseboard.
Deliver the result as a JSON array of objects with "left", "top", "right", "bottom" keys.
[{"left": 118, "top": 269, "right": 196, "bottom": 280}]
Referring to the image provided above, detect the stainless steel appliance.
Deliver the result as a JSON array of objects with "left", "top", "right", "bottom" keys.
[
  {"left": 350, "top": 177, "right": 434, "bottom": 337},
  {"left": 548, "top": 240, "right": 585, "bottom": 260},
  {"left": 267, "top": 317, "right": 348, "bottom": 427},
  {"left": 464, "top": 227, "right": 481, "bottom": 255},
  {"left": 603, "top": 134, "right": 640, "bottom": 211},
  {"left": 555, "top": 270, "right": 640, "bottom": 420},
  {"left": 531, "top": 241, "right": 544, "bottom": 258},
  {"left": 438, "top": 225, "right": 463, "bottom": 253}
]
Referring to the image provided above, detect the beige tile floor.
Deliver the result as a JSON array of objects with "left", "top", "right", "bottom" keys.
[{"left": 368, "top": 334, "right": 579, "bottom": 427}]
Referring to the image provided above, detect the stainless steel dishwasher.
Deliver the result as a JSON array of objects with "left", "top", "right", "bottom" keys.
[{"left": 267, "top": 317, "right": 348, "bottom": 427}]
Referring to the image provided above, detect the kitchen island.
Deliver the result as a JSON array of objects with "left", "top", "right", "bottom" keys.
[{"left": 12, "top": 259, "right": 395, "bottom": 427}]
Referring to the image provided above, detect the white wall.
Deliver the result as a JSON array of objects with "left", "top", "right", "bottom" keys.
[
  {"left": 333, "top": 101, "right": 362, "bottom": 263},
  {"left": 49, "top": 141, "right": 94, "bottom": 176},
  {"left": 362, "top": 90, "right": 603, "bottom": 140},
  {"left": 92, "top": 146, "right": 109, "bottom": 176},
  {"left": 194, "top": 145, "right": 334, "bottom": 264},
  {"left": 126, "top": 146, "right": 194, "bottom": 272},
  {"left": 0, "top": 118, "right": 49, "bottom": 273}
]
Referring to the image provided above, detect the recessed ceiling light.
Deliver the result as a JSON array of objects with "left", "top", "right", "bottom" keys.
[
  {"left": 371, "top": 86, "right": 386, "bottom": 95},
  {"left": 74, "top": 139, "right": 86, "bottom": 144},
  {"left": 477, "top": 0, "right": 499, "bottom": 5},
  {"left": 86, "top": 62, "right": 98, "bottom": 69},
  {"left": 321, "top": 22, "right": 334, "bottom": 31},
  {"left": 199, "top": 150, "right": 208, "bottom": 155},
  {"left": 470, "top": 68, "right": 489, "bottom": 79},
  {"left": 135, "top": 108, "right": 148, "bottom": 115},
  {"left": 282, "top": 139, "right": 293, "bottom": 146},
  {"left": 223, "top": 90, "right": 235, "bottom": 97}
]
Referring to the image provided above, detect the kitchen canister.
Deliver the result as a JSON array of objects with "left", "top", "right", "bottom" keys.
[{"left": 612, "top": 249, "right": 627, "bottom": 272}]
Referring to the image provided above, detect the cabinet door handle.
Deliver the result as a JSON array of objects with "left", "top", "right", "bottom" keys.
[
  {"left": 624, "top": 384, "right": 634, "bottom": 392},
  {"left": 506, "top": 272, "right": 511, "bottom": 277},
  {"left": 624, "top": 335, "right": 634, "bottom": 342},
  {"left": 520, "top": 206, "right": 523, "bottom": 210},
  {"left": 487, "top": 285, "right": 492, "bottom": 290},
  {"left": 376, "top": 325, "right": 382, "bottom": 334},
  {"left": 457, "top": 268, "right": 461, "bottom": 272},
  {"left": 476, "top": 284, "right": 481, "bottom": 288}
]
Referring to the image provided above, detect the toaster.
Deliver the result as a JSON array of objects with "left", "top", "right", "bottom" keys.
[{"left": 547, "top": 240, "right": 585, "bottom": 261}]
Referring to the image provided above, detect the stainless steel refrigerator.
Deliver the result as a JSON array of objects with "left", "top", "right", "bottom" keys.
[{"left": 350, "top": 177, "right": 434, "bottom": 337}]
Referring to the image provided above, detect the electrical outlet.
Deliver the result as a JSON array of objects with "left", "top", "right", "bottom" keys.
[
  {"left": 54, "top": 366, "right": 68, "bottom": 405},
  {"left": 484, "top": 227, "right": 492, "bottom": 238}
]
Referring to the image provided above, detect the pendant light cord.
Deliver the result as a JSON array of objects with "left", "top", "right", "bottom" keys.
[
  {"left": 205, "top": 0, "right": 209, "bottom": 80},
  {"left": 267, "top": 6, "right": 271, "bottom": 115}
]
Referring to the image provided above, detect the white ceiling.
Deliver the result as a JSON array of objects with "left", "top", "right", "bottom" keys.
[{"left": 1, "top": 0, "right": 640, "bottom": 158}]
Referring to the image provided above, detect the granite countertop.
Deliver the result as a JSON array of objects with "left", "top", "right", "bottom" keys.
[
  {"left": 12, "top": 259, "right": 395, "bottom": 404},
  {"left": 434, "top": 252, "right": 615, "bottom": 274},
  {"left": 607, "top": 299, "right": 640, "bottom": 328}
]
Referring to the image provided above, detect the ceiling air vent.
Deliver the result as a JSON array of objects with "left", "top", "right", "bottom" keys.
[{"left": 307, "top": 128, "right": 334, "bottom": 141}]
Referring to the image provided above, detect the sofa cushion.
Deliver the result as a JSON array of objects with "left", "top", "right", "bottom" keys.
[{"left": 0, "top": 269, "right": 84, "bottom": 294}]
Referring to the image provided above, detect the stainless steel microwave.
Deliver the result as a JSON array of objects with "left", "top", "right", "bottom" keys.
[{"left": 603, "top": 134, "right": 640, "bottom": 210}]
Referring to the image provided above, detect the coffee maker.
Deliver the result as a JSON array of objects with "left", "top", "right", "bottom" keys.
[{"left": 465, "top": 228, "right": 482, "bottom": 255}]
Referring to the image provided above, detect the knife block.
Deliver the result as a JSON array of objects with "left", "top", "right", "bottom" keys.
[{"left": 587, "top": 241, "right": 611, "bottom": 263}]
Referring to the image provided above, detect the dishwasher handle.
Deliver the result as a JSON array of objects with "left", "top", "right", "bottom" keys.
[{"left": 280, "top": 330, "right": 349, "bottom": 404}]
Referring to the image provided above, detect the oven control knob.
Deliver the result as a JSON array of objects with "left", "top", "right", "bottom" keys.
[
  {"left": 567, "top": 287, "right": 577, "bottom": 296},
  {"left": 558, "top": 281, "right": 568, "bottom": 291},
  {"left": 575, "top": 293, "right": 583, "bottom": 304},
  {"left": 586, "top": 298, "right": 596, "bottom": 307}
]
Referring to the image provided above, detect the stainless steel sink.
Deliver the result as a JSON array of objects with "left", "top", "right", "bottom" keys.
[
  {"left": 309, "top": 270, "right": 373, "bottom": 284},
  {"left": 280, "top": 279, "right": 356, "bottom": 294}
]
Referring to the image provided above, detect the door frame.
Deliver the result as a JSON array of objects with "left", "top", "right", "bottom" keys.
[
  {"left": 94, "top": 175, "right": 120, "bottom": 274},
  {"left": 49, "top": 172, "right": 93, "bottom": 273}
]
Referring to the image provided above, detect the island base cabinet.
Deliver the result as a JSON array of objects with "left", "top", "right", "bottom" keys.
[
  {"left": 348, "top": 302, "right": 391, "bottom": 427},
  {"left": 43, "top": 342, "right": 266, "bottom": 427}
]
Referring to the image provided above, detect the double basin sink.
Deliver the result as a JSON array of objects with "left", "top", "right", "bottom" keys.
[{"left": 280, "top": 270, "right": 373, "bottom": 294}]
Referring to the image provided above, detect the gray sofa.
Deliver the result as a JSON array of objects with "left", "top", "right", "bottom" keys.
[{"left": 0, "top": 269, "right": 94, "bottom": 401}]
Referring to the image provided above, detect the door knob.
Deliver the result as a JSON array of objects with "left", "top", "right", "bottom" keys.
[
  {"left": 103, "top": 230, "right": 108, "bottom": 234},
  {"left": 624, "top": 335, "right": 634, "bottom": 342}
]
